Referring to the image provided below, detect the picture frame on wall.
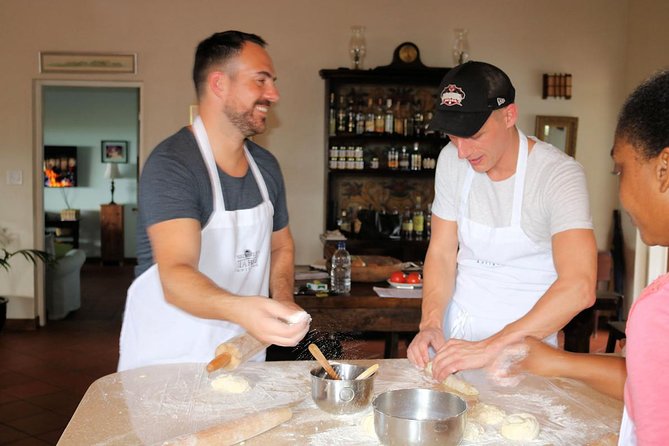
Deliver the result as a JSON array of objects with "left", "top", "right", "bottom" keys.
[
  {"left": 39, "top": 52, "right": 137, "bottom": 74},
  {"left": 101, "top": 141, "right": 129, "bottom": 163}
]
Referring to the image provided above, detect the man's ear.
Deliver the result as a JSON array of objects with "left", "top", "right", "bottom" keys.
[
  {"left": 207, "top": 70, "right": 227, "bottom": 99},
  {"left": 503, "top": 104, "right": 518, "bottom": 129},
  {"left": 658, "top": 147, "right": 669, "bottom": 193}
]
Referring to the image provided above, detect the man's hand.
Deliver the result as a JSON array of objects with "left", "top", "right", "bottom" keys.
[
  {"left": 407, "top": 327, "right": 446, "bottom": 369},
  {"left": 232, "top": 296, "right": 310, "bottom": 347}
]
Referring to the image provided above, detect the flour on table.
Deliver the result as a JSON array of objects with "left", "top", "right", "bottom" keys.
[
  {"left": 469, "top": 402, "right": 506, "bottom": 426},
  {"left": 499, "top": 412, "right": 540, "bottom": 441},
  {"left": 359, "top": 412, "right": 375, "bottom": 436},
  {"left": 210, "top": 374, "right": 251, "bottom": 394},
  {"left": 463, "top": 420, "right": 485, "bottom": 441},
  {"left": 424, "top": 362, "right": 480, "bottom": 396}
]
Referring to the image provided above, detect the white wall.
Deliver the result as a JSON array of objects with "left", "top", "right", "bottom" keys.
[{"left": 2, "top": 0, "right": 667, "bottom": 320}]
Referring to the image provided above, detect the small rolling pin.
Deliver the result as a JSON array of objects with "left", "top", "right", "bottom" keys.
[{"left": 160, "top": 406, "right": 292, "bottom": 446}]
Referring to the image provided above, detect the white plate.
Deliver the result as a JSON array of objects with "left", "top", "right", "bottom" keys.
[{"left": 387, "top": 280, "right": 422, "bottom": 289}]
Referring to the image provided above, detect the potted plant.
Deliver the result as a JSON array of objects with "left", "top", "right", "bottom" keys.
[{"left": 0, "top": 227, "right": 51, "bottom": 332}]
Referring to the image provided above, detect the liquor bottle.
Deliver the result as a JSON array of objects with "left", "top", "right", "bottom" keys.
[
  {"left": 425, "top": 202, "right": 432, "bottom": 239},
  {"left": 330, "top": 241, "right": 351, "bottom": 295},
  {"left": 337, "top": 96, "right": 347, "bottom": 133},
  {"left": 387, "top": 146, "right": 398, "bottom": 170},
  {"left": 374, "top": 98, "right": 385, "bottom": 133},
  {"left": 384, "top": 98, "right": 394, "bottom": 134},
  {"left": 355, "top": 99, "right": 365, "bottom": 135},
  {"left": 424, "top": 109, "right": 433, "bottom": 135},
  {"left": 364, "top": 97, "right": 375, "bottom": 133},
  {"left": 413, "top": 100, "right": 424, "bottom": 138},
  {"left": 338, "top": 209, "right": 350, "bottom": 233},
  {"left": 328, "top": 93, "right": 337, "bottom": 136},
  {"left": 347, "top": 96, "right": 356, "bottom": 134},
  {"left": 410, "top": 142, "right": 422, "bottom": 171},
  {"left": 404, "top": 101, "right": 415, "bottom": 137},
  {"left": 412, "top": 197, "right": 424, "bottom": 240},
  {"left": 399, "top": 146, "right": 410, "bottom": 171},
  {"left": 401, "top": 206, "right": 413, "bottom": 240},
  {"left": 393, "top": 100, "right": 404, "bottom": 135}
]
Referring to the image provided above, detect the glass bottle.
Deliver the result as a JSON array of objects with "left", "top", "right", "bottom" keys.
[
  {"left": 374, "top": 98, "right": 385, "bottom": 133},
  {"left": 330, "top": 241, "right": 351, "bottom": 294},
  {"left": 412, "top": 197, "right": 424, "bottom": 241},
  {"left": 328, "top": 93, "right": 337, "bottom": 136},
  {"left": 364, "top": 97, "right": 375, "bottom": 133},
  {"left": 425, "top": 202, "right": 432, "bottom": 239},
  {"left": 346, "top": 96, "right": 356, "bottom": 134},
  {"left": 399, "top": 146, "right": 410, "bottom": 171},
  {"left": 413, "top": 100, "right": 424, "bottom": 138},
  {"left": 349, "top": 26, "right": 367, "bottom": 70},
  {"left": 355, "top": 99, "right": 365, "bottom": 135},
  {"left": 411, "top": 142, "right": 422, "bottom": 171},
  {"left": 384, "top": 98, "right": 394, "bottom": 134},
  {"left": 401, "top": 206, "right": 413, "bottom": 240},
  {"left": 452, "top": 28, "right": 470, "bottom": 66},
  {"left": 393, "top": 100, "right": 404, "bottom": 135},
  {"left": 337, "top": 96, "right": 347, "bottom": 133}
]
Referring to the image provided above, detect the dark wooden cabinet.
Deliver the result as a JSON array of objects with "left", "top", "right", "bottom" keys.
[
  {"left": 320, "top": 55, "right": 450, "bottom": 262},
  {"left": 100, "top": 204, "right": 124, "bottom": 264}
]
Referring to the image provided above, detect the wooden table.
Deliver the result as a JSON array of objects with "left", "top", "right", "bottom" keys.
[
  {"left": 294, "top": 281, "right": 422, "bottom": 358},
  {"left": 58, "top": 359, "right": 623, "bottom": 445}
]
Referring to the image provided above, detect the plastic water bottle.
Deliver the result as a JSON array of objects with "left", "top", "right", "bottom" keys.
[{"left": 330, "top": 241, "right": 351, "bottom": 295}]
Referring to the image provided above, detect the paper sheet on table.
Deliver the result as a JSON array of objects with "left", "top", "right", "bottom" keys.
[{"left": 373, "top": 286, "right": 422, "bottom": 298}]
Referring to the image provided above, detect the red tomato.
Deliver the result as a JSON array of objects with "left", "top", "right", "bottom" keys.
[
  {"left": 406, "top": 272, "right": 422, "bottom": 284},
  {"left": 389, "top": 271, "right": 406, "bottom": 283}
]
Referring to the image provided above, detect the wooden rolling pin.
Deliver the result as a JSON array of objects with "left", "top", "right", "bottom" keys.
[{"left": 160, "top": 406, "right": 292, "bottom": 446}]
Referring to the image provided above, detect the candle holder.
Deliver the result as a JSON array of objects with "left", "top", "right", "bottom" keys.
[
  {"left": 452, "top": 28, "right": 470, "bottom": 66},
  {"left": 349, "top": 26, "right": 367, "bottom": 70}
]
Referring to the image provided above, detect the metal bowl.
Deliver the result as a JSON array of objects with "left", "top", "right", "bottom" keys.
[
  {"left": 373, "top": 388, "right": 466, "bottom": 446},
  {"left": 310, "top": 363, "right": 375, "bottom": 414}
]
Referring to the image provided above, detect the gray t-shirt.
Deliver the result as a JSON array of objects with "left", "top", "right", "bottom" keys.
[
  {"left": 135, "top": 127, "right": 289, "bottom": 277},
  {"left": 432, "top": 136, "right": 592, "bottom": 249}
]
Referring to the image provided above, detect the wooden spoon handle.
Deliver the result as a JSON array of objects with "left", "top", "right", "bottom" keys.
[
  {"left": 206, "top": 352, "right": 232, "bottom": 373},
  {"left": 355, "top": 363, "right": 379, "bottom": 380},
  {"left": 308, "top": 343, "right": 340, "bottom": 380}
]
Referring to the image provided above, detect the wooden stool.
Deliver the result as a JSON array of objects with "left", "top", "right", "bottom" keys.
[{"left": 606, "top": 320, "right": 627, "bottom": 353}]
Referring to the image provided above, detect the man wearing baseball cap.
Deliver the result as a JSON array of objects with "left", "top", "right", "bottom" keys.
[{"left": 407, "top": 61, "right": 597, "bottom": 381}]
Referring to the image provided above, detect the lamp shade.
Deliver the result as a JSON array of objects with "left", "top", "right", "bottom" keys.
[{"left": 104, "top": 163, "right": 121, "bottom": 180}]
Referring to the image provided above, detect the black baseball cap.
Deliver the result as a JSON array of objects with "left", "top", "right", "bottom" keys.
[{"left": 429, "top": 61, "right": 515, "bottom": 137}]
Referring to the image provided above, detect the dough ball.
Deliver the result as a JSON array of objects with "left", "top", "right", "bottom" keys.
[
  {"left": 463, "top": 420, "right": 485, "bottom": 441},
  {"left": 285, "top": 311, "right": 311, "bottom": 325},
  {"left": 499, "top": 413, "right": 540, "bottom": 441},
  {"left": 210, "top": 374, "right": 251, "bottom": 394},
  {"left": 424, "top": 362, "right": 480, "bottom": 396},
  {"left": 360, "top": 412, "right": 375, "bottom": 436},
  {"left": 469, "top": 402, "right": 506, "bottom": 426}
]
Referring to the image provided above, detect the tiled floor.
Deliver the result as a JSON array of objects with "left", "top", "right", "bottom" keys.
[{"left": 0, "top": 263, "right": 617, "bottom": 445}]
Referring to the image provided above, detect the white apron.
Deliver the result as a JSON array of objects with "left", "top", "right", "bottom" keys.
[
  {"left": 118, "top": 116, "right": 273, "bottom": 371},
  {"left": 618, "top": 405, "right": 636, "bottom": 445},
  {"left": 444, "top": 130, "right": 558, "bottom": 346}
]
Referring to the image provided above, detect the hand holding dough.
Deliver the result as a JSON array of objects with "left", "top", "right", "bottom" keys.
[{"left": 424, "top": 362, "right": 479, "bottom": 396}]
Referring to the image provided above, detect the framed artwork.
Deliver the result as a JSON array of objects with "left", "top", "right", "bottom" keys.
[
  {"left": 39, "top": 52, "right": 137, "bottom": 74},
  {"left": 101, "top": 141, "right": 129, "bottom": 163}
]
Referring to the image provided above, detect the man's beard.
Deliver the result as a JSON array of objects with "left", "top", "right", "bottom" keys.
[{"left": 225, "top": 103, "right": 268, "bottom": 138}]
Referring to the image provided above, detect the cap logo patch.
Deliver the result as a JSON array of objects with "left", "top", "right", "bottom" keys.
[
  {"left": 440, "top": 84, "right": 465, "bottom": 107},
  {"left": 497, "top": 98, "right": 506, "bottom": 106}
]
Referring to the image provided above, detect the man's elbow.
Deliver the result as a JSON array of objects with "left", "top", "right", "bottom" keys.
[{"left": 574, "top": 277, "right": 596, "bottom": 310}]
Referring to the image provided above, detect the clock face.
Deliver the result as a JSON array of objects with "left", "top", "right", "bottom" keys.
[{"left": 399, "top": 44, "right": 418, "bottom": 63}]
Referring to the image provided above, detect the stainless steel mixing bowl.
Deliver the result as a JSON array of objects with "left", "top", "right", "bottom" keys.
[
  {"left": 310, "top": 363, "right": 375, "bottom": 414},
  {"left": 373, "top": 388, "right": 467, "bottom": 446}
]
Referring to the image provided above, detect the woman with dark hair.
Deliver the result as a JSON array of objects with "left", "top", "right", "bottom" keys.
[{"left": 516, "top": 70, "right": 669, "bottom": 445}]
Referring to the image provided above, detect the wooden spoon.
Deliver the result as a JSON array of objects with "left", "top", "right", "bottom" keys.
[
  {"left": 308, "top": 343, "right": 340, "bottom": 380},
  {"left": 355, "top": 363, "right": 379, "bottom": 380}
]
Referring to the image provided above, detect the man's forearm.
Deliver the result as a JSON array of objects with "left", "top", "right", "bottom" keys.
[{"left": 269, "top": 238, "right": 295, "bottom": 302}]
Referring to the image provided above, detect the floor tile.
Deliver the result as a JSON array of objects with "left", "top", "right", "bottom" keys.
[
  {"left": 0, "top": 401, "right": 45, "bottom": 423},
  {"left": 4, "top": 412, "right": 69, "bottom": 436},
  {"left": 3, "top": 381, "right": 61, "bottom": 400},
  {"left": 0, "top": 423, "right": 29, "bottom": 444}
]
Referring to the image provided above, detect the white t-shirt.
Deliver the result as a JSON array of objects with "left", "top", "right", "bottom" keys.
[{"left": 432, "top": 136, "right": 593, "bottom": 250}]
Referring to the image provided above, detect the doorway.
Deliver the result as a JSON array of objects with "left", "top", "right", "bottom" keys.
[{"left": 34, "top": 80, "right": 143, "bottom": 325}]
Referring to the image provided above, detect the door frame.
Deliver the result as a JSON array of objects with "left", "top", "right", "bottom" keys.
[{"left": 33, "top": 79, "right": 144, "bottom": 326}]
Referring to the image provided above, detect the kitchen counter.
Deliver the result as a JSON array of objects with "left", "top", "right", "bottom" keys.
[{"left": 59, "top": 359, "right": 622, "bottom": 445}]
